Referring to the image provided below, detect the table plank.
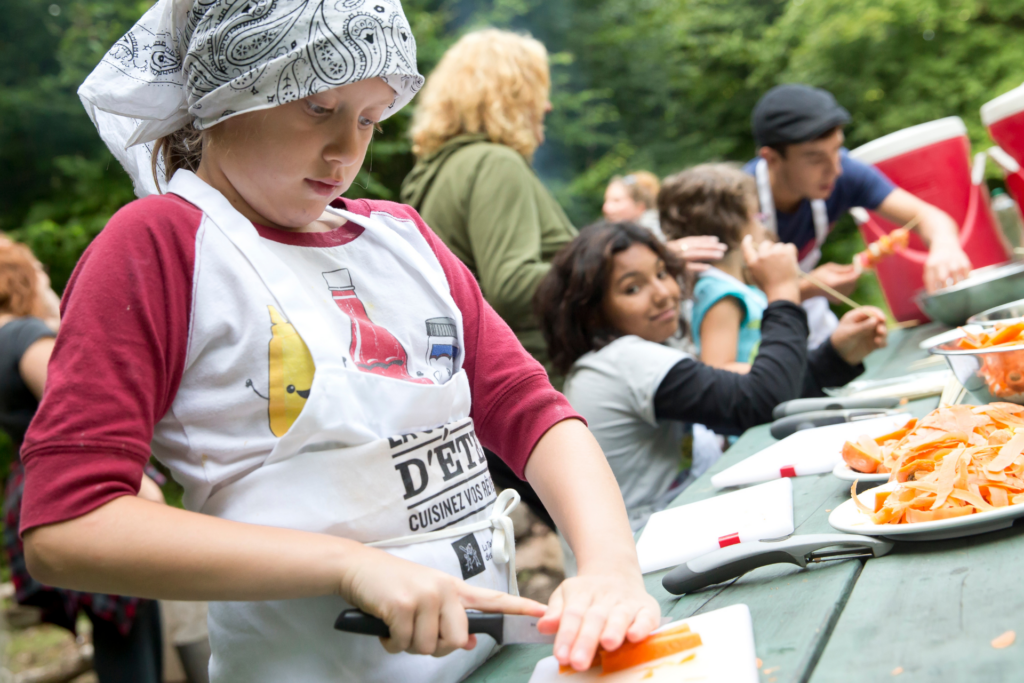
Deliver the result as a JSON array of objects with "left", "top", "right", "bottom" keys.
[
  {"left": 810, "top": 524, "right": 1024, "bottom": 682},
  {"left": 467, "top": 327, "right": 948, "bottom": 682}
]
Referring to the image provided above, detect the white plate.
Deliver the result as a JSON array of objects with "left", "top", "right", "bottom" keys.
[
  {"left": 829, "top": 481, "right": 1024, "bottom": 540},
  {"left": 527, "top": 604, "right": 757, "bottom": 683},
  {"left": 831, "top": 462, "right": 889, "bottom": 483}
]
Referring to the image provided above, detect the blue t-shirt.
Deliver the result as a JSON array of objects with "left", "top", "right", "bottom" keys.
[
  {"left": 743, "top": 150, "right": 896, "bottom": 254},
  {"left": 691, "top": 269, "right": 769, "bottom": 364}
]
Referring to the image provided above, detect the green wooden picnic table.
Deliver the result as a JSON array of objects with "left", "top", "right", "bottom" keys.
[{"left": 467, "top": 323, "right": 1024, "bottom": 682}]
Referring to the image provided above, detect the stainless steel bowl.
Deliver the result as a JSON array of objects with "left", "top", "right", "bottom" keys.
[
  {"left": 967, "top": 298, "right": 1024, "bottom": 324},
  {"left": 931, "top": 339, "right": 1024, "bottom": 405},
  {"left": 915, "top": 260, "right": 1024, "bottom": 326}
]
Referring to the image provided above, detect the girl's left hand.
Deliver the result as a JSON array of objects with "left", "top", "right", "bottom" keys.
[{"left": 536, "top": 569, "right": 661, "bottom": 671}]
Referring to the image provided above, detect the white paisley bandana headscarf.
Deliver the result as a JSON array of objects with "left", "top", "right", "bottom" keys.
[{"left": 79, "top": 0, "right": 424, "bottom": 197}]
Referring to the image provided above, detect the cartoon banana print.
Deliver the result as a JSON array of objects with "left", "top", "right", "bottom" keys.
[{"left": 267, "top": 305, "right": 315, "bottom": 437}]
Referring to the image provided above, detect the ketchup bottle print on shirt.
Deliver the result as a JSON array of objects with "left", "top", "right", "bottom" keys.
[{"left": 323, "top": 269, "right": 433, "bottom": 384}]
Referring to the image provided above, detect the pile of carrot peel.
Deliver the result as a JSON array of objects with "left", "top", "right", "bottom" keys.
[
  {"left": 558, "top": 622, "right": 702, "bottom": 676},
  {"left": 844, "top": 403, "right": 1024, "bottom": 524},
  {"left": 954, "top": 322, "right": 1024, "bottom": 398}
]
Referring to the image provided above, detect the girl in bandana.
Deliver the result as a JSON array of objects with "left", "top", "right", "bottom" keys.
[{"left": 18, "top": 2, "right": 660, "bottom": 681}]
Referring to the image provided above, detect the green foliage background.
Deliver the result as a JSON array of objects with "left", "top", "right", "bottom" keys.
[{"left": 1, "top": 0, "right": 1023, "bottom": 484}]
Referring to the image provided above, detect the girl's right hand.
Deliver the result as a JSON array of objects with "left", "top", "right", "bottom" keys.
[
  {"left": 342, "top": 547, "right": 546, "bottom": 657},
  {"left": 741, "top": 235, "right": 801, "bottom": 304}
]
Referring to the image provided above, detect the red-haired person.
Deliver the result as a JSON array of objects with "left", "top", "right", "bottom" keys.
[{"left": 0, "top": 238, "right": 167, "bottom": 682}]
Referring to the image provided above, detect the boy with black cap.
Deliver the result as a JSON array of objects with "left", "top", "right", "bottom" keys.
[{"left": 744, "top": 83, "right": 971, "bottom": 345}]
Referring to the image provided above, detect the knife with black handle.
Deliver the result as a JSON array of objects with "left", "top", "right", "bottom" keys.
[{"left": 334, "top": 609, "right": 553, "bottom": 645}]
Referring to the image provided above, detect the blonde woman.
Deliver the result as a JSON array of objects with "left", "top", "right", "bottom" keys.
[
  {"left": 401, "top": 29, "right": 576, "bottom": 530},
  {"left": 401, "top": 29, "right": 574, "bottom": 380}
]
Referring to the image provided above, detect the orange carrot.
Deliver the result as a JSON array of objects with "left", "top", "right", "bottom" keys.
[
  {"left": 989, "top": 322, "right": 1024, "bottom": 347},
  {"left": 600, "top": 631, "right": 703, "bottom": 674},
  {"left": 846, "top": 405, "right": 1024, "bottom": 525}
]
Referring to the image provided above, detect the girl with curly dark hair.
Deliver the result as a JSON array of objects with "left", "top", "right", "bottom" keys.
[{"left": 535, "top": 222, "right": 876, "bottom": 529}]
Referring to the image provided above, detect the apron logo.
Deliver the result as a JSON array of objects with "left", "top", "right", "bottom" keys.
[
  {"left": 389, "top": 422, "right": 497, "bottom": 533},
  {"left": 451, "top": 533, "right": 486, "bottom": 580}
]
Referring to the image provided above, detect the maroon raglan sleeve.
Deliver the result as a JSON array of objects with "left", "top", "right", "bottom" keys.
[
  {"left": 18, "top": 194, "right": 199, "bottom": 533},
  {"left": 356, "top": 200, "right": 583, "bottom": 478}
]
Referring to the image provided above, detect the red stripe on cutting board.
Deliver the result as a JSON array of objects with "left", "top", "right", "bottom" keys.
[
  {"left": 718, "top": 533, "right": 740, "bottom": 548},
  {"left": 779, "top": 465, "right": 797, "bottom": 478}
]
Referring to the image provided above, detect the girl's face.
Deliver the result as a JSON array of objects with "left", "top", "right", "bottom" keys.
[
  {"left": 602, "top": 182, "right": 646, "bottom": 223},
  {"left": 199, "top": 77, "right": 396, "bottom": 230},
  {"left": 601, "top": 243, "right": 682, "bottom": 344}
]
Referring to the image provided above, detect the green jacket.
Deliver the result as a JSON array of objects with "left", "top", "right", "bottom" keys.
[{"left": 401, "top": 134, "right": 577, "bottom": 375}]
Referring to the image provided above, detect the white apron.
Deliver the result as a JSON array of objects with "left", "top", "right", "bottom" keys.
[
  {"left": 755, "top": 158, "right": 839, "bottom": 348},
  {"left": 166, "top": 172, "right": 519, "bottom": 683}
]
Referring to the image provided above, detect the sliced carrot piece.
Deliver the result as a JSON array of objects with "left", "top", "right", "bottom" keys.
[
  {"left": 988, "top": 322, "right": 1024, "bottom": 346},
  {"left": 905, "top": 505, "right": 975, "bottom": 523},
  {"left": 874, "top": 419, "right": 916, "bottom": 445},
  {"left": 600, "top": 631, "right": 703, "bottom": 674},
  {"left": 843, "top": 440, "right": 881, "bottom": 473},
  {"left": 986, "top": 432, "right": 1024, "bottom": 472}
]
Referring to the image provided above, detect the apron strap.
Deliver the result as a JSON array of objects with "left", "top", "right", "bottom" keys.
[
  {"left": 755, "top": 159, "right": 832, "bottom": 272},
  {"left": 754, "top": 159, "right": 777, "bottom": 235},
  {"left": 368, "top": 489, "right": 522, "bottom": 597}
]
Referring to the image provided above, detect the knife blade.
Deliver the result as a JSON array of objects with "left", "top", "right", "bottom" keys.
[
  {"left": 335, "top": 610, "right": 675, "bottom": 644},
  {"left": 768, "top": 408, "right": 905, "bottom": 440},
  {"left": 334, "top": 609, "right": 553, "bottom": 644}
]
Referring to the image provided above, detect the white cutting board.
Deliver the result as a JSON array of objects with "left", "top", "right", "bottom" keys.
[
  {"left": 710, "top": 414, "right": 910, "bottom": 488},
  {"left": 635, "top": 478, "right": 793, "bottom": 574},
  {"left": 527, "top": 604, "right": 757, "bottom": 683}
]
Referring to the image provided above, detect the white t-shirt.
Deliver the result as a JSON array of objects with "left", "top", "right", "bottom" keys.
[{"left": 563, "top": 335, "right": 692, "bottom": 529}]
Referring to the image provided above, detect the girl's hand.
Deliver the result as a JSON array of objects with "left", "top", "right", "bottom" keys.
[
  {"left": 830, "top": 306, "right": 888, "bottom": 365},
  {"left": 343, "top": 548, "right": 546, "bottom": 657},
  {"left": 741, "top": 235, "right": 800, "bottom": 304},
  {"left": 667, "top": 236, "right": 726, "bottom": 273},
  {"left": 537, "top": 569, "right": 661, "bottom": 671}
]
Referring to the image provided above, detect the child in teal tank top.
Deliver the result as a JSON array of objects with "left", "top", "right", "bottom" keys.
[
  {"left": 691, "top": 268, "right": 768, "bottom": 364},
  {"left": 660, "top": 164, "right": 772, "bottom": 371}
]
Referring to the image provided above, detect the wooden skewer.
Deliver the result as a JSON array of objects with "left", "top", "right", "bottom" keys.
[
  {"left": 798, "top": 270, "right": 863, "bottom": 309},
  {"left": 908, "top": 355, "right": 946, "bottom": 370},
  {"left": 899, "top": 214, "right": 923, "bottom": 234}
]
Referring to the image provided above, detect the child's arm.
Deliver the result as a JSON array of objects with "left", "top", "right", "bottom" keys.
[
  {"left": 527, "top": 419, "right": 661, "bottom": 671},
  {"left": 26, "top": 498, "right": 545, "bottom": 656},
  {"left": 698, "top": 297, "right": 751, "bottom": 374}
]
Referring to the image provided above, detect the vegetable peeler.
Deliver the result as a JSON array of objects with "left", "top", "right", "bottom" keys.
[
  {"left": 769, "top": 409, "right": 905, "bottom": 440},
  {"left": 771, "top": 396, "right": 903, "bottom": 420},
  {"left": 661, "top": 533, "right": 893, "bottom": 595}
]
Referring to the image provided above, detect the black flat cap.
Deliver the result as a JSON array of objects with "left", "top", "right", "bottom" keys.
[{"left": 752, "top": 84, "right": 851, "bottom": 148}]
